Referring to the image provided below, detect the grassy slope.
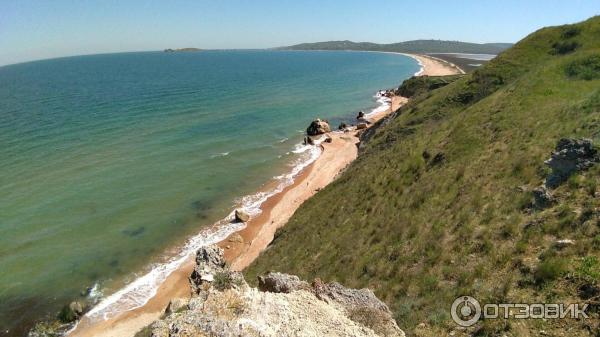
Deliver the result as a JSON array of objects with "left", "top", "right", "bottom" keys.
[
  {"left": 248, "top": 17, "right": 600, "bottom": 336},
  {"left": 281, "top": 40, "right": 512, "bottom": 54}
]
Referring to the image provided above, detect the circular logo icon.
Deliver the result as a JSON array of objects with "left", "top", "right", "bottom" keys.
[{"left": 451, "top": 296, "right": 481, "bottom": 327}]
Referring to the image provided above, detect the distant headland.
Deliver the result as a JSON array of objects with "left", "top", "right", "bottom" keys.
[{"left": 163, "top": 48, "right": 202, "bottom": 52}]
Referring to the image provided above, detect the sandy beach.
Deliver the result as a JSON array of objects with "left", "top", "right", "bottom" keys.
[
  {"left": 402, "top": 53, "right": 465, "bottom": 76},
  {"left": 68, "top": 54, "right": 461, "bottom": 337}
]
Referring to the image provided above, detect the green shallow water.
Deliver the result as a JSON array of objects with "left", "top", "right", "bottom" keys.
[{"left": 0, "top": 50, "right": 418, "bottom": 335}]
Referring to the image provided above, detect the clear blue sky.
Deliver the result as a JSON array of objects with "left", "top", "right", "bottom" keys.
[{"left": 1, "top": 0, "right": 599, "bottom": 66}]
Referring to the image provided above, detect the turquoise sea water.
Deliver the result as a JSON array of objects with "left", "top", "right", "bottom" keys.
[{"left": 0, "top": 50, "right": 418, "bottom": 335}]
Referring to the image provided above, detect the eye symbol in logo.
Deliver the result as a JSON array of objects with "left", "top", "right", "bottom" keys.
[{"left": 451, "top": 296, "right": 481, "bottom": 327}]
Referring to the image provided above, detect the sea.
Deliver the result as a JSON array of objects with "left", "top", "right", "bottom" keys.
[{"left": 0, "top": 50, "right": 419, "bottom": 336}]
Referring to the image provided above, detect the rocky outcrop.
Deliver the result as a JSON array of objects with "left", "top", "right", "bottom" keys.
[
  {"left": 165, "top": 298, "right": 189, "bottom": 315},
  {"left": 189, "top": 245, "right": 227, "bottom": 294},
  {"left": 150, "top": 245, "right": 405, "bottom": 337},
  {"left": 234, "top": 209, "right": 250, "bottom": 223},
  {"left": 532, "top": 186, "right": 554, "bottom": 210},
  {"left": 28, "top": 301, "right": 86, "bottom": 337},
  {"left": 544, "top": 138, "right": 598, "bottom": 188},
  {"left": 306, "top": 119, "right": 331, "bottom": 136},
  {"left": 258, "top": 272, "right": 310, "bottom": 293}
]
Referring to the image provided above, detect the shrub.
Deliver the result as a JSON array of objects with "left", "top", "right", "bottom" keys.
[
  {"left": 574, "top": 256, "right": 600, "bottom": 282},
  {"left": 213, "top": 272, "right": 242, "bottom": 291},
  {"left": 561, "top": 25, "right": 581, "bottom": 39},
  {"left": 534, "top": 257, "right": 568, "bottom": 284},
  {"left": 566, "top": 55, "right": 600, "bottom": 80},
  {"left": 593, "top": 235, "right": 600, "bottom": 249},
  {"left": 551, "top": 41, "right": 580, "bottom": 55}
]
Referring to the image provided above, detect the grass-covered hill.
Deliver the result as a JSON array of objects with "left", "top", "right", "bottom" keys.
[
  {"left": 280, "top": 40, "right": 512, "bottom": 54},
  {"left": 248, "top": 16, "right": 600, "bottom": 336}
]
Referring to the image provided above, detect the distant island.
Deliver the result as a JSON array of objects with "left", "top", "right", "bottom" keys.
[
  {"left": 279, "top": 39, "right": 512, "bottom": 55},
  {"left": 163, "top": 48, "right": 202, "bottom": 52}
]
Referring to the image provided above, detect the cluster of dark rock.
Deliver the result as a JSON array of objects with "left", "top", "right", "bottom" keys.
[
  {"left": 531, "top": 138, "right": 599, "bottom": 210},
  {"left": 544, "top": 138, "right": 598, "bottom": 188},
  {"left": 28, "top": 294, "right": 92, "bottom": 336},
  {"left": 306, "top": 118, "right": 331, "bottom": 136}
]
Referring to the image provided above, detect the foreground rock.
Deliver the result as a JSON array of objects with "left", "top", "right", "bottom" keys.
[
  {"left": 544, "top": 138, "right": 598, "bottom": 188},
  {"left": 306, "top": 119, "right": 331, "bottom": 136},
  {"left": 150, "top": 245, "right": 404, "bottom": 337}
]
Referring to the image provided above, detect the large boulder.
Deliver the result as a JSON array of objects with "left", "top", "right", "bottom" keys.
[
  {"left": 58, "top": 301, "right": 85, "bottom": 323},
  {"left": 258, "top": 272, "right": 309, "bottom": 293},
  {"left": 312, "top": 279, "right": 390, "bottom": 313},
  {"left": 545, "top": 138, "right": 598, "bottom": 188},
  {"left": 234, "top": 209, "right": 250, "bottom": 223},
  {"left": 306, "top": 119, "right": 331, "bottom": 136}
]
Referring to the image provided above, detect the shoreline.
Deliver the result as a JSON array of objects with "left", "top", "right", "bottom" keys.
[
  {"left": 285, "top": 49, "right": 466, "bottom": 75},
  {"left": 399, "top": 52, "right": 465, "bottom": 75},
  {"left": 68, "top": 54, "right": 460, "bottom": 337}
]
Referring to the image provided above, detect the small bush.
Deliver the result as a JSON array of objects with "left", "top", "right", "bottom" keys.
[
  {"left": 584, "top": 178, "right": 597, "bottom": 196},
  {"left": 534, "top": 257, "right": 568, "bottom": 284},
  {"left": 561, "top": 25, "right": 581, "bottom": 39},
  {"left": 551, "top": 41, "right": 580, "bottom": 55},
  {"left": 213, "top": 272, "right": 242, "bottom": 291},
  {"left": 566, "top": 55, "right": 600, "bottom": 80},
  {"left": 515, "top": 191, "right": 533, "bottom": 210},
  {"left": 574, "top": 256, "right": 600, "bottom": 282},
  {"left": 593, "top": 235, "right": 600, "bottom": 249},
  {"left": 579, "top": 205, "right": 594, "bottom": 224}
]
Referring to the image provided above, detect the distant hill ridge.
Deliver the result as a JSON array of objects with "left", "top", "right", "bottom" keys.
[{"left": 279, "top": 39, "right": 513, "bottom": 54}]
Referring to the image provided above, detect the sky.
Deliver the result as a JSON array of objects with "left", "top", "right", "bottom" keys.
[{"left": 1, "top": 0, "right": 599, "bottom": 66}]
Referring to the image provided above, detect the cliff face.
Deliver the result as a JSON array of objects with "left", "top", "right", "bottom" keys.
[{"left": 145, "top": 246, "right": 404, "bottom": 337}]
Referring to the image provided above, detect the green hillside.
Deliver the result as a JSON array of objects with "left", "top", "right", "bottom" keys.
[
  {"left": 248, "top": 17, "right": 600, "bottom": 336},
  {"left": 280, "top": 39, "right": 512, "bottom": 54}
]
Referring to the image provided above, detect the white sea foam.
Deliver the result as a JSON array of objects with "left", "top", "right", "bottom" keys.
[
  {"left": 85, "top": 219, "right": 246, "bottom": 321},
  {"left": 364, "top": 90, "right": 392, "bottom": 118},
  {"left": 210, "top": 152, "right": 230, "bottom": 158},
  {"left": 88, "top": 283, "right": 103, "bottom": 302},
  {"left": 413, "top": 57, "right": 425, "bottom": 76},
  {"left": 81, "top": 139, "right": 323, "bottom": 323}
]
